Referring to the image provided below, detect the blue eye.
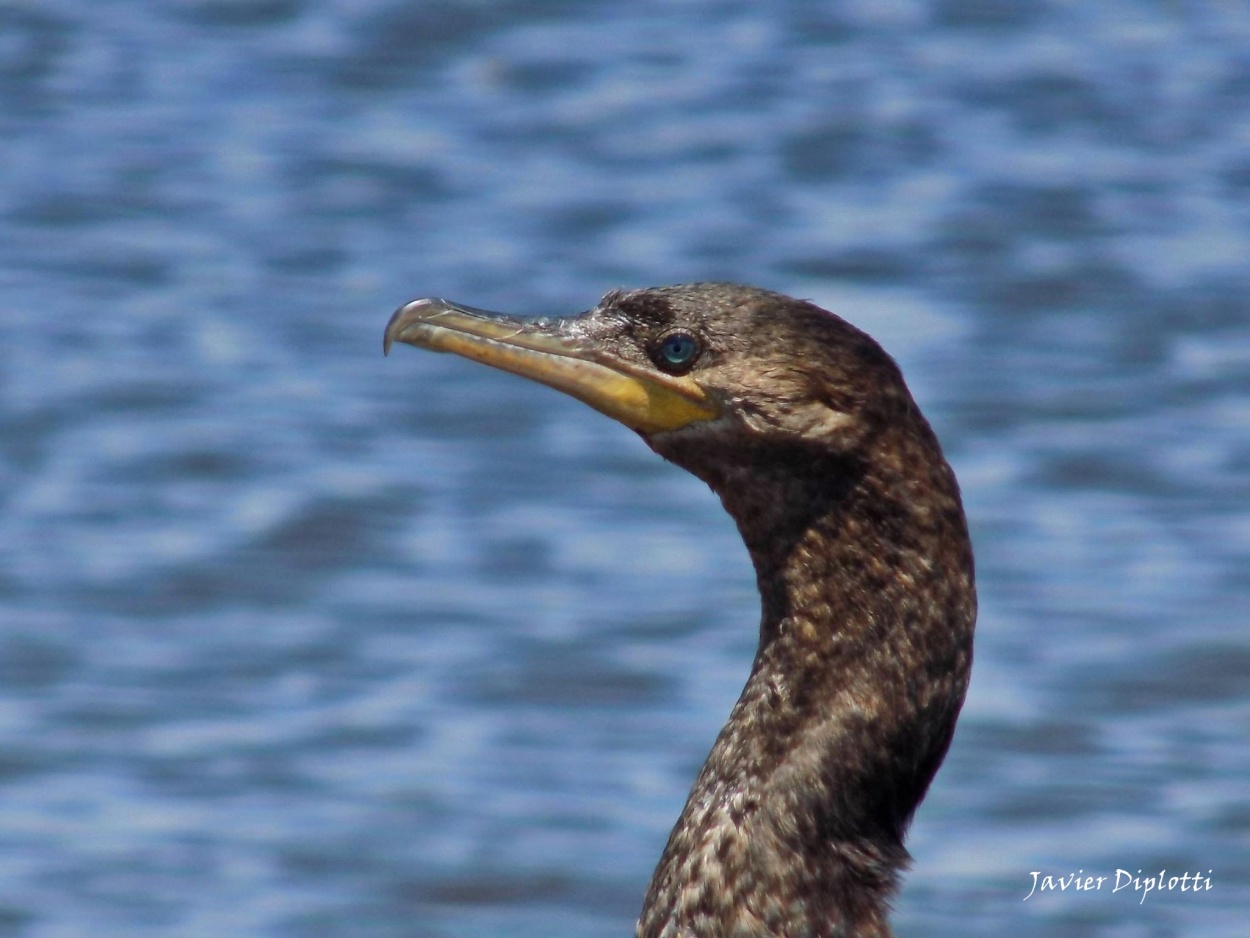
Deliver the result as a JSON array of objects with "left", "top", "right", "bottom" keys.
[{"left": 655, "top": 332, "right": 700, "bottom": 372}]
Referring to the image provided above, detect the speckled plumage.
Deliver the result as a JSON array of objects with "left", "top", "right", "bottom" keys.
[
  {"left": 387, "top": 283, "right": 976, "bottom": 938},
  {"left": 592, "top": 285, "right": 976, "bottom": 938}
]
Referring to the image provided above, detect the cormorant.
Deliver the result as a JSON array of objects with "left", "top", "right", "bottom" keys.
[{"left": 384, "top": 283, "right": 976, "bottom": 938}]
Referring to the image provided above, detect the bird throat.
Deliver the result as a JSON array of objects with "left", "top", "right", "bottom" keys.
[{"left": 638, "top": 432, "right": 974, "bottom": 938}]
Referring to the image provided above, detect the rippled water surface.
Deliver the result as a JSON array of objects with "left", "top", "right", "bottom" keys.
[{"left": 2, "top": 2, "right": 1248, "bottom": 936}]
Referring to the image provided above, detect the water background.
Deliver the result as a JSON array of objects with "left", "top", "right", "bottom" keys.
[{"left": 2, "top": 2, "right": 1248, "bottom": 935}]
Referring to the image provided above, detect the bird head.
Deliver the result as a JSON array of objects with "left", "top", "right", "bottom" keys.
[{"left": 384, "top": 283, "right": 919, "bottom": 488}]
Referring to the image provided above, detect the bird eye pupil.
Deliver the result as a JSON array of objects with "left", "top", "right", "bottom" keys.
[{"left": 660, "top": 333, "right": 697, "bottom": 367}]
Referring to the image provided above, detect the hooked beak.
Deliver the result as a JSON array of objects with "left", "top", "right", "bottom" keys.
[{"left": 384, "top": 298, "right": 720, "bottom": 434}]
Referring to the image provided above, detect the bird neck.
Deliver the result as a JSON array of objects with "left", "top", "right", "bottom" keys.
[{"left": 639, "top": 430, "right": 975, "bottom": 938}]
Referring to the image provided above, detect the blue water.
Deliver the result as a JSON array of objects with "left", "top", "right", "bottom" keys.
[{"left": 2, "top": 2, "right": 1247, "bottom": 936}]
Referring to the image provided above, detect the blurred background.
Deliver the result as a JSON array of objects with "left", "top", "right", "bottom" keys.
[{"left": 1, "top": 1, "right": 1248, "bottom": 935}]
